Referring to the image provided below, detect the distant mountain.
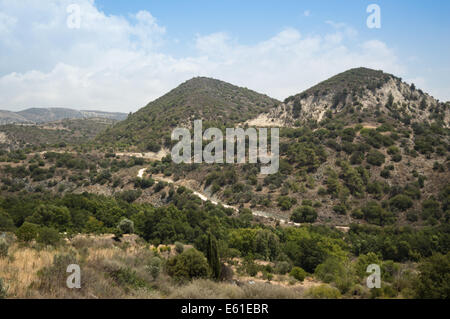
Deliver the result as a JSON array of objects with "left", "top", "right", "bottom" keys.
[
  {"left": 98, "top": 77, "right": 280, "bottom": 151},
  {"left": 247, "top": 67, "right": 449, "bottom": 128},
  {"left": 0, "top": 107, "right": 127, "bottom": 124},
  {"left": 0, "top": 110, "right": 29, "bottom": 124},
  {"left": 0, "top": 117, "right": 118, "bottom": 149}
]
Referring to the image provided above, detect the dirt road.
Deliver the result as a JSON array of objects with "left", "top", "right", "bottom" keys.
[{"left": 136, "top": 168, "right": 300, "bottom": 227}]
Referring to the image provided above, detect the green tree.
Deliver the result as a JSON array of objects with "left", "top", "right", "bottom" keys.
[
  {"left": 16, "top": 222, "right": 40, "bottom": 243},
  {"left": 26, "top": 205, "right": 71, "bottom": 231},
  {"left": 291, "top": 206, "right": 318, "bottom": 223},
  {"left": 147, "top": 256, "right": 162, "bottom": 280},
  {"left": 389, "top": 194, "right": 413, "bottom": 211},
  {"left": 166, "top": 248, "right": 209, "bottom": 282},
  {"left": 118, "top": 218, "right": 135, "bottom": 234},
  {"left": 206, "top": 232, "right": 221, "bottom": 280},
  {"left": 414, "top": 253, "right": 450, "bottom": 299},
  {"left": 0, "top": 209, "right": 15, "bottom": 231}
]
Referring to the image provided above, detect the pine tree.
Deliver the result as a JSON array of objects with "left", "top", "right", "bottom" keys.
[{"left": 206, "top": 232, "right": 221, "bottom": 280}]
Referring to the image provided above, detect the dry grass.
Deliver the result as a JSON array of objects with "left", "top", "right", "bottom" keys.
[
  {"left": 0, "top": 244, "right": 56, "bottom": 297},
  {"left": 0, "top": 234, "right": 322, "bottom": 299},
  {"left": 168, "top": 279, "right": 306, "bottom": 299}
]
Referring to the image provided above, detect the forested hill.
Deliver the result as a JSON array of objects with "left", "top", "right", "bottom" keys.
[{"left": 97, "top": 77, "right": 279, "bottom": 151}]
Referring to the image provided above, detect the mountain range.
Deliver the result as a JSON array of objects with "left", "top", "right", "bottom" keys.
[
  {"left": 0, "top": 107, "right": 127, "bottom": 125},
  {"left": 99, "top": 67, "right": 449, "bottom": 152}
]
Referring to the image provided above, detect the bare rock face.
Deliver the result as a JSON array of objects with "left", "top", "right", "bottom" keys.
[{"left": 245, "top": 68, "right": 449, "bottom": 128}]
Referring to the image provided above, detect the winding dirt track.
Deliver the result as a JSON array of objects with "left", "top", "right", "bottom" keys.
[{"left": 136, "top": 168, "right": 301, "bottom": 227}]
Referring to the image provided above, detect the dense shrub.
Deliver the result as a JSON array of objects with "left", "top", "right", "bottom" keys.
[
  {"left": 275, "top": 261, "right": 292, "bottom": 275},
  {"left": 147, "top": 256, "right": 162, "bottom": 280},
  {"left": 0, "top": 239, "right": 9, "bottom": 258},
  {"left": 118, "top": 218, "right": 135, "bottom": 234},
  {"left": 175, "top": 241, "right": 184, "bottom": 254},
  {"left": 333, "top": 204, "right": 347, "bottom": 215},
  {"left": 16, "top": 222, "right": 40, "bottom": 242},
  {"left": 115, "top": 190, "right": 142, "bottom": 203},
  {"left": 305, "top": 284, "right": 341, "bottom": 299},
  {"left": 421, "top": 199, "right": 442, "bottom": 220},
  {"left": 389, "top": 195, "right": 413, "bottom": 211},
  {"left": 414, "top": 253, "right": 450, "bottom": 299},
  {"left": 362, "top": 202, "right": 395, "bottom": 225},
  {"left": 166, "top": 248, "right": 210, "bottom": 282},
  {"left": 366, "top": 150, "right": 385, "bottom": 166},
  {"left": 36, "top": 227, "right": 61, "bottom": 246},
  {"left": 290, "top": 206, "right": 318, "bottom": 223},
  {"left": 290, "top": 266, "right": 307, "bottom": 282},
  {"left": 0, "top": 210, "right": 15, "bottom": 231},
  {"left": 277, "top": 196, "right": 297, "bottom": 211}
]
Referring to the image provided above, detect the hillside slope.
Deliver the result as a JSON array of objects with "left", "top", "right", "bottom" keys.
[
  {"left": 247, "top": 68, "right": 449, "bottom": 128},
  {"left": 98, "top": 77, "right": 279, "bottom": 151}
]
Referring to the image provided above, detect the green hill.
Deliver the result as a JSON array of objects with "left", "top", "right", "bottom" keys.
[{"left": 97, "top": 77, "right": 279, "bottom": 151}]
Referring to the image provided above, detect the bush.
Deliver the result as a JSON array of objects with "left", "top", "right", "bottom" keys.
[
  {"left": 118, "top": 218, "right": 134, "bottom": 234},
  {"left": 115, "top": 190, "right": 142, "bottom": 203},
  {"left": 275, "top": 261, "right": 292, "bottom": 275},
  {"left": 391, "top": 154, "right": 402, "bottom": 162},
  {"left": 354, "top": 252, "right": 381, "bottom": 278},
  {"left": 389, "top": 194, "right": 413, "bottom": 211},
  {"left": 406, "top": 211, "right": 419, "bottom": 222},
  {"left": 0, "top": 278, "right": 7, "bottom": 299},
  {"left": 380, "top": 168, "right": 391, "bottom": 179},
  {"left": 362, "top": 202, "right": 395, "bottom": 225},
  {"left": 36, "top": 227, "right": 60, "bottom": 246},
  {"left": 166, "top": 248, "right": 210, "bottom": 282},
  {"left": 305, "top": 284, "right": 341, "bottom": 299},
  {"left": 220, "top": 264, "right": 234, "bottom": 281},
  {"left": 351, "top": 209, "right": 364, "bottom": 219},
  {"left": 333, "top": 204, "right": 347, "bottom": 215},
  {"left": 244, "top": 260, "right": 259, "bottom": 276},
  {"left": 367, "top": 150, "right": 385, "bottom": 166},
  {"left": 0, "top": 239, "right": 9, "bottom": 258},
  {"left": 314, "top": 257, "right": 346, "bottom": 284},
  {"left": 414, "top": 253, "right": 450, "bottom": 299},
  {"left": 289, "top": 266, "right": 307, "bottom": 282},
  {"left": 37, "top": 252, "right": 78, "bottom": 291},
  {"left": 175, "top": 241, "right": 184, "bottom": 254},
  {"left": 110, "top": 267, "right": 147, "bottom": 289},
  {"left": 277, "top": 196, "right": 297, "bottom": 211},
  {"left": 421, "top": 199, "right": 442, "bottom": 220},
  {"left": 147, "top": 256, "right": 162, "bottom": 280},
  {"left": 16, "top": 222, "right": 40, "bottom": 243},
  {"left": 0, "top": 210, "right": 15, "bottom": 231},
  {"left": 290, "top": 206, "right": 318, "bottom": 223}
]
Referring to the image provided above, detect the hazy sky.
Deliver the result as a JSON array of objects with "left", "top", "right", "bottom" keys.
[{"left": 1, "top": 0, "right": 449, "bottom": 112}]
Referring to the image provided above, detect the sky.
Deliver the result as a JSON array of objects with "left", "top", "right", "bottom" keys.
[{"left": 0, "top": 0, "right": 449, "bottom": 113}]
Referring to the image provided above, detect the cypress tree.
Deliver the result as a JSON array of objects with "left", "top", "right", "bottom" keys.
[{"left": 206, "top": 232, "right": 221, "bottom": 280}]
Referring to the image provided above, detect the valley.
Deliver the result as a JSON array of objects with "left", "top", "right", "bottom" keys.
[{"left": 0, "top": 68, "right": 448, "bottom": 299}]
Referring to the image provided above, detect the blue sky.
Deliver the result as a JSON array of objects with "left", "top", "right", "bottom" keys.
[
  {"left": 0, "top": 0, "right": 449, "bottom": 112},
  {"left": 95, "top": 1, "right": 450, "bottom": 64}
]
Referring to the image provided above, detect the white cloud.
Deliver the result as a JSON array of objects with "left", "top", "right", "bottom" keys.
[
  {"left": 0, "top": 0, "right": 420, "bottom": 112},
  {"left": 304, "top": 10, "right": 311, "bottom": 17}
]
